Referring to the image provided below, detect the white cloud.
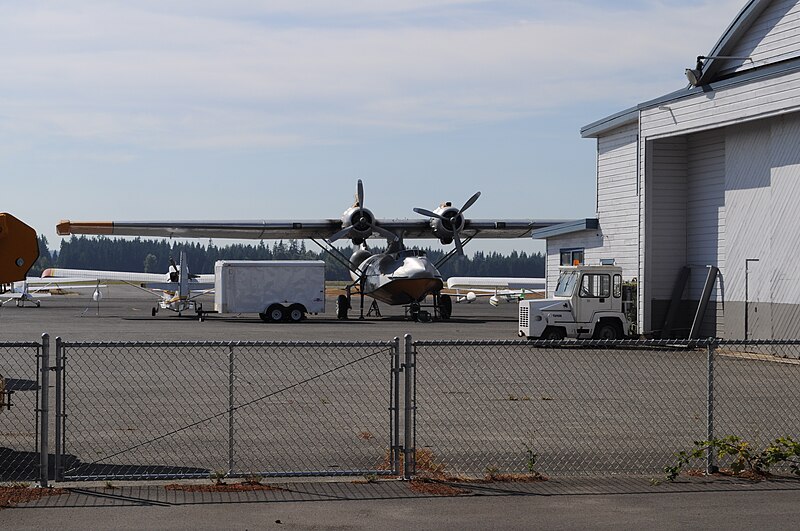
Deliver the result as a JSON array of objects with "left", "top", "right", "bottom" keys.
[{"left": 0, "top": 1, "right": 745, "bottom": 151}]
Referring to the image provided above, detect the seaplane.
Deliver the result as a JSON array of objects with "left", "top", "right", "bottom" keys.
[
  {"left": 42, "top": 251, "right": 214, "bottom": 317},
  {"left": 56, "top": 181, "right": 569, "bottom": 321}
]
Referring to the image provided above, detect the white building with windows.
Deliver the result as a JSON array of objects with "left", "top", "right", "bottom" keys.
[{"left": 538, "top": 0, "right": 800, "bottom": 339}]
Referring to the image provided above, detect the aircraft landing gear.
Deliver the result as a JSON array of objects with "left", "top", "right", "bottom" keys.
[
  {"left": 407, "top": 302, "right": 431, "bottom": 323},
  {"left": 437, "top": 294, "right": 452, "bottom": 320},
  {"left": 152, "top": 307, "right": 158, "bottom": 317},
  {"left": 336, "top": 294, "right": 350, "bottom": 320}
]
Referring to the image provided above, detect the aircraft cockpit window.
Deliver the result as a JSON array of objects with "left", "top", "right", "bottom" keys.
[{"left": 397, "top": 249, "right": 425, "bottom": 258}]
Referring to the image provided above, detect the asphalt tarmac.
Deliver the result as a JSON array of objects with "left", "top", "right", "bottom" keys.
[{"left": 0, "top": 285, "right": 523, "bottom": 343}]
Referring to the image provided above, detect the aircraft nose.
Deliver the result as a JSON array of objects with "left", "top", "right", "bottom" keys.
[{"left": 397, "top": 256, "right": 431, "bottom": 277}]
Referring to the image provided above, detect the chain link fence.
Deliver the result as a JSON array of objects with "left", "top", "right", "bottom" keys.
[
  {"left": 2, "top": 336, "right": 799, "bottom": 485},
  {"left": 0, "top": 340, "right": 44, "bottom": 482},
  {"left": 56, "top": 340, "right": 399, "bottom": 481},
  {"left": 412, "top": 339, "right": 800, "bottom": 478}
]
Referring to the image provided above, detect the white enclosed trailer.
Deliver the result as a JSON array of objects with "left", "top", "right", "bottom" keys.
[{"left": 214, "top": 260, "right": 326, "bottom": 322}]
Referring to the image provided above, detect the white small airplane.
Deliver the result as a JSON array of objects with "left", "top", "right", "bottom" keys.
[
  {"left": 42, "top": 251, "right": 214, "bottom": 317},
  {"left": 446, "top": 277, "right": 546, "bottom": 306},
  {"left": 0, "top": 277, "right": 103, "bottom": 307}
]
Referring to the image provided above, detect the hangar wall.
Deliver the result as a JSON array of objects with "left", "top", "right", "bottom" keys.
[{"left": 644, "top": 112, "right": 800, "bottom": 339}]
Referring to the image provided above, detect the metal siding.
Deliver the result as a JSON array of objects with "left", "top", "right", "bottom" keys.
[
  {"left": 723, "top": 121, "right": 771, "bottom": 317},
  {"left": 649, "top": 137, "right": 687, "bottom": 302},
  {"left": 686, "top": 131, "right": 726, "bottom": 323},
  {"left": 596, "top": 123, "right": 639, "bottom": 275},
  {"left": 768, "top": 114, "right": 800, "bottom": 338},
  {"left": 640, "top": 69, "right": 800, "bottom": 139},
  {"left": 719, "top": 0, "right": 800, "bottom": 76}
]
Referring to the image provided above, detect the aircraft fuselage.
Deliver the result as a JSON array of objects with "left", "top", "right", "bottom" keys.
[{"left": 352, "top": 249, "right": 443, "bottom": 305}]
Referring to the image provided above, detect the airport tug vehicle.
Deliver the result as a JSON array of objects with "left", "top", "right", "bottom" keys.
[{"left": 518, "top": 264, "right": 633, "bottom": 340}]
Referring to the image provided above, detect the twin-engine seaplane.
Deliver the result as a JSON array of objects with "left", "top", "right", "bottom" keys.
[
  {"left": 42, "top": 251, "right": 214, "bottom": 317},
  {"left": 56, "top": 181, "right": 567, "bottom": 321}
]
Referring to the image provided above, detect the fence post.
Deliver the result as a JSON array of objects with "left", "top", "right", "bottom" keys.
[
  {"left": 54, "top": 337, "right": 63, "bottom": 482},
  {"left": 403, "top": 334, "right": 415, "bottom": 479},
  {"left": 392, "top": 337, "right": 400, "bottom": 475},
  {"left": 228, "top": 345, "right": 235, "bottom": 476},
  {"left": 39, "top": 334, "right": 50, "bottom": 488},
  {"left": 706, "top": 339, "right": 716, "bottom": 474}
]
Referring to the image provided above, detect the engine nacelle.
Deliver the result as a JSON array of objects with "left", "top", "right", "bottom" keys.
[
  {"left": 349, "top": 246, "right": 373, "bottom": 282},
  {"left": 341, "top": 206, "right": 376, "bottom": 244},
  {"left": 427, "top": 202, "right": 465, "bottom": 245}
]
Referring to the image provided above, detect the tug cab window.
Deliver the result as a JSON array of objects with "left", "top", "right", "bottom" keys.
[{"left": 579, "top": 274, "right": 611, "bottom": 298}]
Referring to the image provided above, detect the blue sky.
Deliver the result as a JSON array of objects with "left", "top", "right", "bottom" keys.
[{"left": 1, "top": 0, "right": 746, "bottom": 255}]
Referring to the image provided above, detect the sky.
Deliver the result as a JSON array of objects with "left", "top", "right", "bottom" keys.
[{"left": 1, "top": 0, "right": 747, "bottom": 256}]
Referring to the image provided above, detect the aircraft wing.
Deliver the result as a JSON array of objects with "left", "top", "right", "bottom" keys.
[
  {"left": 446, "top": 277, "right": 546, "bottom": 290},
  {"left": 57, "top": 218, "right": 565, "bottom": 240},
  {"left": 42, "top": 268, "right": 166, "bottom": 284}
]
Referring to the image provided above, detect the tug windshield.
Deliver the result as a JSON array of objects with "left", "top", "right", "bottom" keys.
[{"left": 554, "top": 271, "right": 579, "bottom": 297}]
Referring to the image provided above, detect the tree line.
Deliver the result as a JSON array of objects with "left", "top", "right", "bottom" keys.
[{"left": 29, "top": 235, "right": 545, "bottom": 280}]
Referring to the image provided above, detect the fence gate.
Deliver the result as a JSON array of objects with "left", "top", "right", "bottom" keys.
[
  {"left": 0, "top": 338, "right": 46, "bottom": 484},
  {"left": 55, "top": 339, "right": 400, "bottom": 481}
]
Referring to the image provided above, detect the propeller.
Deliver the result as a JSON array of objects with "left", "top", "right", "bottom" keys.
[
  {"left": 413, "top": 190, "right": 481, "bottom": 255},
  {"left": 329, "top": 180, "right": 398, "bottom": 243}
]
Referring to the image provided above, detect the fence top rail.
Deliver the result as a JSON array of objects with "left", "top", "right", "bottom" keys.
[
  {"left": 412, "top": 338, "right": 715, "bottom": 348},
  {"left": 0, "top": 341, "right": 41, "bottom": 348},
  {"left": 57, "top": 339, "right": 398, "bottom": 348}
]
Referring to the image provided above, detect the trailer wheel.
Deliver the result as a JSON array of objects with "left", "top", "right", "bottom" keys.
[
  {"left": 288, "top": 304, "right": 305, "bottom": 322},
  {"left": 265, "top": 304, "right": 285, "bottom": 322},
  {"left": 336, "top": 295, "right": 349, "bottom": 320}
]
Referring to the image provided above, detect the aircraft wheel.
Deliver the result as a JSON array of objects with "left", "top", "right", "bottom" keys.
[
  {"left": 409, "top": 302, "right": 421, "bottom": 322},
  {"left": 266, "top": 304, "right": 285, "bottom": 322},
  {"left": 336, "top": 295, "right": 349, "bottom": 320},
  {"left": 152, "top": 307, "right": 157, "bottom": 317},
  {"left": 439, "top": 294, "right": 452, "bottom": 320},
  {"left": 35, "top": 301, "right": 41, "bottom": 308},
  {"left": 288, "top": 304, "right": 305, "bottom": 322}
]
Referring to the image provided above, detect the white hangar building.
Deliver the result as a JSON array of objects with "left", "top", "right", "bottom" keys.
[{"left": 537, "top": 0, "right": 800, "bottom": 339}]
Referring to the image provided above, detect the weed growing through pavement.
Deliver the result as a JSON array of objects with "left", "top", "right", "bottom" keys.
[{"left": 664, "top": 435, "right": 800, "bottom": 481}]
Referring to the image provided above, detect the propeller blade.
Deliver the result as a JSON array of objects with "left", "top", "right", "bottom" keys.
[
  {"left": 328, "top": 225, "right": 353, "bottom": 243},
  {"left": 452, "top": 228, "right": 464, "bottom": 255},
  {"left": 373, "top": 224, "right": 399, "bottom": 242},
  {"left": 459, "top": 191, "right": 481, "bottom": 214},
  {"left": 357, "top": 179, "right": 364, "bottom": 208},
  {"left": 413, "top": 207, "right": 446, "bottom": 221}
]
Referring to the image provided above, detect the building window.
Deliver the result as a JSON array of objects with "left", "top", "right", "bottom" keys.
[{"left": 560, "top": 248, "right": 584, "bottom": 266}]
